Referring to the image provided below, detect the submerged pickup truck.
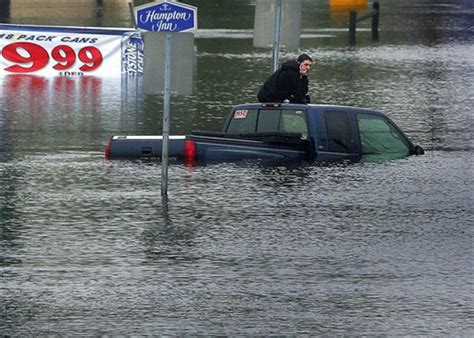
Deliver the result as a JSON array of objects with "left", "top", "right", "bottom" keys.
[{"left": 105, "top": 103, "right": 424, "bottom": 164}]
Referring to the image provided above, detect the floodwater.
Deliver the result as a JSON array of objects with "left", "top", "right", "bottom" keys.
[{"left": 1, "top": 0, "right": 473, "bottom": 335}]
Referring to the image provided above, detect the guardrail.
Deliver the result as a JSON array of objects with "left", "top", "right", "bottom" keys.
[{"left": 349, "top": 1, "right": 379, "bottom": 46}]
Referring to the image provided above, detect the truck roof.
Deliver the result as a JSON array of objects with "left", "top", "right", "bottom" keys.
[{"left": 234, "top": 103, "right": 382, "bottom": 115}]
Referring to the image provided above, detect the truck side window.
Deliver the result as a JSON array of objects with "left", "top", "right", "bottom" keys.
[
  {"left": 357, "top": 113, "right": 410, "bottom": 155},
  {"left": 325, "top": 111, "right": 353, "bottom": 152},
  {"left": 226, "top": 109, "right": 258, "bottom": 133}
]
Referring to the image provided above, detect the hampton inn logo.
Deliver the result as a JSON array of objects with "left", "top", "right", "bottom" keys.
[{"left": 135, "top": 1, "right": 197, "bottom": 32}]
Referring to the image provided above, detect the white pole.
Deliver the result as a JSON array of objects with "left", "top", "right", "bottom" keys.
[
  {"left": 272, "top": 0, "right": 282, "bottom": 73},
  {"left": 161, "top": 32, "right": 172, "bottom": 196}
]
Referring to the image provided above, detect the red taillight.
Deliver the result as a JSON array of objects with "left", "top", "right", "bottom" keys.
[
  {"left": 184, "top": 139, "right": 196, "bottom": 166},
  {"left": 105, "top": 138, "right": 112, "bottom": 160}
]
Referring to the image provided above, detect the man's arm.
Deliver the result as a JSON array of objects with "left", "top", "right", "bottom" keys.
[
  {"left": 278, "top": 70, "right": 300, "bottom": 102},
  {"left": 295, "top": 75, "right": 309, "bottom": 102},
  {"left": 287, "top": 74, "right": 309, "bottom": 104}
]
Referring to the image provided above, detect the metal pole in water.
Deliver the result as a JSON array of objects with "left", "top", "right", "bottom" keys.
[
  {"left": 161, "top": 33, "right": 172, "bottom": 196},
  {"left": 349, "top": 11, "right": 357, "bottom": 46},
  {"left": 272, "top": 0, "right": 282, "bottom": 73},
  {"left": 372, "top": 1, "right": 380, "bottom": 42}
]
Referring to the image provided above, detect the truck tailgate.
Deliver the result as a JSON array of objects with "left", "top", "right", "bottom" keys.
[{"left": 106, "top": 135, "right": 186, "bottom": 160}]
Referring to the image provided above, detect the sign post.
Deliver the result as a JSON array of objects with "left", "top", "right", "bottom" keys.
[
  {"left": 272, "top": 0, "right": 282, "bottom": 73},
  {"left": 161, "top": 32, "right": 172, "bottom": 196},
  {"left": 134, "top": 1, "right": 197, "bottom": 196}
]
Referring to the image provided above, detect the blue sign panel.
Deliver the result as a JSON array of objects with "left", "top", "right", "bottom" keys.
[{"left": 135, "top": 1, "right": 197, "bottom": 33}]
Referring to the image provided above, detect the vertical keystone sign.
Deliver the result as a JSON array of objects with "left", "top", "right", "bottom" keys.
[{"left": 134, "top": 1, "right": 197, "bottom": 33}]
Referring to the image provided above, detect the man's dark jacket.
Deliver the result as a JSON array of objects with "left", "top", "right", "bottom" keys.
[{"left": 257, "top": 60, "right": 310, "bottom": 104}]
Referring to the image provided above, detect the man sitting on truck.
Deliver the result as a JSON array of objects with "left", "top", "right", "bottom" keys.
[{"left": 257, "top": 53, "right": 313, "bottom": 104}]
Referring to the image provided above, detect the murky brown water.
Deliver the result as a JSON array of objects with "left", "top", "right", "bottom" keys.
[{"left": 1, "top": 0, "right": 473, "bottom": 335}]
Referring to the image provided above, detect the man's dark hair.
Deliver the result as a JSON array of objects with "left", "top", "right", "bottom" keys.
[{"left": 297, "top": 53, "right": 313, "bottom": 63}]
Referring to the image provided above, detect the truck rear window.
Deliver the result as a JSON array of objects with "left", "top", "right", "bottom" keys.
[
  {"left": 227, "top": 109, "right": 258, "bottom": 133},
  {"left": 226, "top": 109, "right": 308, "bottom": 137}
]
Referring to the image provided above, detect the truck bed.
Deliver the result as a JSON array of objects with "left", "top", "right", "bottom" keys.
[
  {"left": 106, "top": 132, "right": 311, "bottom": 162},
  {"left": 187, "top": 132, "right": 311, "bottom": 162},
  {"left": 190, "top": 130, "right": 307, "bottom": 146}
]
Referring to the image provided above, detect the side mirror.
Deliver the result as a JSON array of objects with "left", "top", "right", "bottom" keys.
[{"left": 414, "top": 145, "right": 425, "bottom": 155}]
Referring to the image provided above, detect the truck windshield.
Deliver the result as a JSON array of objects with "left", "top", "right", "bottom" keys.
[{"left": 226, "top": 109, "right": 308, "bottom": 137}]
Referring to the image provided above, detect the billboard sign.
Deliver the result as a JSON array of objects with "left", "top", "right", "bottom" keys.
[{"left": 0, "top": 24, "right": 143, "bottom": 77}]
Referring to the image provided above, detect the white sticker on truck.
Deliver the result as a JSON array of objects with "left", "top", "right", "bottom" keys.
[{"left": 234, "top": 110, "right": 248, "bottom": 119}]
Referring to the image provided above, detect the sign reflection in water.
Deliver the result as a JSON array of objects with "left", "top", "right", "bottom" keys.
[{"left": 0, "top": 74, "right": 143, "bottom": 151}]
